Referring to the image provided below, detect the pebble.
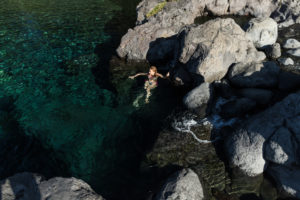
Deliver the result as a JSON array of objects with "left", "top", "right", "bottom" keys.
[
  {"left": 283, "top": 39, "right": 300, "bottom": 49},
  {"left": 278, "top": 57, "right": 295, "bottom": 66}
]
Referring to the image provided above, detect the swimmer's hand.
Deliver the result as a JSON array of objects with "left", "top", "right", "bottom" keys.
[{"left": 128, "top": 75, "right": 135, "bottom": 79}]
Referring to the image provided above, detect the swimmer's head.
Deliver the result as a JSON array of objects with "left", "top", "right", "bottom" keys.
[{"left": 149, "top": 66, "right": 157, "bottom": 76}]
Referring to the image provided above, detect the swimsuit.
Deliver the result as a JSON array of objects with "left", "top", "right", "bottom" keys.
[{"left": 147, "top": 74, "right": 158, "bottom": 86}]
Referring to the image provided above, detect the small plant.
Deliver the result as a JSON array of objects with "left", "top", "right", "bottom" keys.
[{"left": 146, "top": 1, "right": 167, "bottom": 18}]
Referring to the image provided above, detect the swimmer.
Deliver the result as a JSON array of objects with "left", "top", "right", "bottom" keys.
[{"left": 129, "top": 66, "right": 167, "bottom": 104}]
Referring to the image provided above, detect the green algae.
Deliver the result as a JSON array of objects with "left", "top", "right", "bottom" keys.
[{"left": 146, "top": 1, "right": 167, "bottom": 18}]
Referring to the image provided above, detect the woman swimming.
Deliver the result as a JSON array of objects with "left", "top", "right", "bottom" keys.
[{"left": 129, "top": 66, "right": 167, "bottom": 104}]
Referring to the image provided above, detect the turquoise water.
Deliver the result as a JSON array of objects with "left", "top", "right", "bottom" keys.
[{"left": 0, "top": 0, "right": 183, "bottom": 199}]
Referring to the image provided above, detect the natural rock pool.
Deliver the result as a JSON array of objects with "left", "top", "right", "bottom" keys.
[{"left": 0, "top": 0, "right": 185, "bottom": 199}]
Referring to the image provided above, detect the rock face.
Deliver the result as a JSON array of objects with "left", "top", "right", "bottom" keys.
[
  {"left": 178, "top": 18, "right": 266, "bottom": 82},
  {"left": 227, "top": 61, "right": 280, "bottom": 88},
  {"left": 0, "top": 172, "right": 104, "bottom": 200},
  {"left": 155, "top": 169, "right": 204, "bottom": 200},
  {"left": 117, "top": 0, "right": 279, "bottom": 61},
  {"left": 225, "top": 91, "right": 300, "bottom": 177},
  {"left": 245, "top": 17, "right": 278, "bottom": 48}
]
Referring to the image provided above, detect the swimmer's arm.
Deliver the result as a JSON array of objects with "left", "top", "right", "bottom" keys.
[
  {"left": 156, "top": 73, "right": 166, "bottom": 79},
  {"left": 128, "top": 73, "right": 147, "bottom": 79}
]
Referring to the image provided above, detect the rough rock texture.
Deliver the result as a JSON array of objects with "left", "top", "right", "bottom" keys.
[
  {"left": 264, "top": 127, "right": 297, "bottom": 166},
  {"left": 245, "top": 17, "right": 278, "bottom": 48},
  {"left": 183, "top": 82, "right": 213, "bottom": 113},
  {"left": 237, "top": 88, "right": 273, "bottom": 105},
  {"left": 228, "top": 62, "right": 280, "bottom": 88},
  {"left": 155, "top": 169, "right": 204, "bottom": 200},
  {"left": 272, "top": 0, "right": 300, "bottom": 28},
  {"left": 220, "top": 98, "right": 256, "bottom": 118},
  {"left": 278, "top": 57, "right": 295, "bottom": 65},
  {"left": 268, "top": 164, "right": 300, "bottom": 198},
  {"left": 0, "top": 172, "right": 104, "bottom": 200},
  {"left": 178, "top": 18, "right": 266, "bottom": 82},
  {"left": 225, "top": 91, "right": 300, "bottom": 176},
  {"left": 117, "top": 0, "right": 279, "bottom": 61},
  {"left": 283, "top": 38, "right": 300, "bottom": 49}
]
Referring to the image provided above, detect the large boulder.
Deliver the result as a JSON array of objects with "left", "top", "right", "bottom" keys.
[
  {"left": 245, "top": 17, "right": 278, "bottom": 48},
  {"left": 178, "top": 18, "right": 266, "bottom": 82},
  {"left": 237, "top": 88, "right": 273, "bottom": 105},
  {"left": 155, "top": 169, "right": 204, "bottom": 200},
  {"left": 117, "top": 0, "right": 279, "bottom": 61},
  {"left": 225, "top": 91, "right": 300, "bottom": 176},
  {"left": 0, "top": 172, "right": 104, "bottom": 200},
  {"left": 220, "top": 98, "right": 257, "bottom": 118},
  {"left": 228, "top": 61, "right": 280, "bottom": 88}
]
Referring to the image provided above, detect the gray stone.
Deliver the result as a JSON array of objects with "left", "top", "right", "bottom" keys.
[
  {"left": 0, "top": 172, "right": 104, "bottom": 200},
  {"left": 278, "top": 57, "right": 295, "bottom": 65},
  {"left": 245, "top": 17, "right": 278, "bottom": 48},
  {"left": 287, "top": 48, "right": 300, "bottom": 57},
  {"left": 155, "top": 169, "right": 204, "bottom": 200},
  {"left": 264, "top": 127, "right": 297, "bottom": 166},
  {"left": 183, "top": 82, "right": 213, "bottom": 111},
  {"left": 238, "top": 88, "right": 273, "bottom": 105},
  {"left": 228, "top": 61, "right": 280, "bottom": 88},
  {"left": 266, "top": 43, "right": 281, "bottom": 59},
  {"left": 268, "top": 164, "right": 300, "bottom": 198},
  {"left": 225, "top": 91, "right": 300, "bottom": 176},
  {"left": 220, "top": 98, "right": 256, "bottom": 118},
  {"left": 179, "top": 18, "right": 266, "bottom": 83},
  {"left": 283, "top": 39, "right": 300, "bottom": 49},
  {"left": 117, "top": 0, "right": 277, "bottom": 61}
]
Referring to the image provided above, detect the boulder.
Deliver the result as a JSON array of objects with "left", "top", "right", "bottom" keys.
[
  {"left": 0, "top": 172, "right": 104, "bottom": 200},
  {"left": 183, "top": 82, "right": 213, "bottom": 116},
  {"left": 283, "top": 38, "right": 300, "bottom": 49},
  {"left": 228, "top": 61, "right": 279, "bottom": 88},
  {"left": 117, "top": 0, "right": 277, "bottom": 61},
  {"left": 268, "top": 164, "right": 300, "bottom": 198},
  {"left": 237, "top": 88, "right": 273, "bottom": 105},
  {"left": 225, "top": 91, "right": 300, "bottom": 176},
  {"left": 245, "top": 17, "right": 278, "bottom": 48},
  {"left": 287, "top": 48, "right": 300, "bottom": 57},
  {"left": 220, "top": 98, "right": 256, "bottom": 118},
  {"left": 178, "top": 18, "right": 266, "bottom": 82},
  {"left": 264, "top": 127, "right": 297, "bottom": 166},
  {"left": 155, "top": 169, "right": 204, "bottom": 200},
  {"left": 278, "top": 57, "right": 295, "bottom": 65}
]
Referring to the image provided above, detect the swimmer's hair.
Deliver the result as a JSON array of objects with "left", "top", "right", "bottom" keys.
[{"left": 150, "top": 66, "right": 157, "bottom": 74}]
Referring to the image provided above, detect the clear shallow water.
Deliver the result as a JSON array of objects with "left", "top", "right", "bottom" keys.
[{"left": 0, "top": 0, "right": 183, "bottom": 199}]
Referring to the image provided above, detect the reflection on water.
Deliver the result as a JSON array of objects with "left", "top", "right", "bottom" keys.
[{"left": 0, "top": 0, "right": 183, "bottom": 199}]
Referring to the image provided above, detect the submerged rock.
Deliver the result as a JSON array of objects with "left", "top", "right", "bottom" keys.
[
  {"left": 245, "top": 17, "right": 278, "bottom": 48},
  {"left": 0, "top": 172, "right": 105, "bottom": 200},
  {"left": 155, "top": 169, "right": 204, "bottom": 200},
  {"left": 228, "top": 61, "right": 279, "bottom": 88},
  {"left": 147, "top": 114, "right": 226, "bottom": 192}
]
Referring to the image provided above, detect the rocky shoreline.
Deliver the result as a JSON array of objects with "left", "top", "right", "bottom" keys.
[{"left": 2, "top": 0, "right": 300, "bottom": 199}]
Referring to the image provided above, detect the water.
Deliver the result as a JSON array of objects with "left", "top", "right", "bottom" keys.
[{"left": 0, "top": 0, "right": 184, "bottom": 199}]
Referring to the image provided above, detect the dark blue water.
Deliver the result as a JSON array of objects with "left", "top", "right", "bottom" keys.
[{"left": 0, "top": 0, "right": 184, "bottom": 199}]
